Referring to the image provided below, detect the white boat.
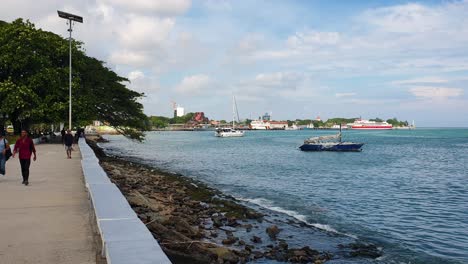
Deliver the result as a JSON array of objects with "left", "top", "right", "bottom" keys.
[
  {"left": 215, "top": 96, "right": 245, "bottom": 137},
  {"left": 285, "top": 124, "right": 300, "bottom": 130},
  {"left": 348, "top": 119, "right": 393, "bottom": 130},
  {"left": 215, "top": 127, "right": 244, "bottom": 137},
  {"left": 250, "top": 120, "right": 270, "bottom": 130}
]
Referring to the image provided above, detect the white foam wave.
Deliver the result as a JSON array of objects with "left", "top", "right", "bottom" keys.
[{"left": 237, "top": 197, "right": 355, "bottom": 237}]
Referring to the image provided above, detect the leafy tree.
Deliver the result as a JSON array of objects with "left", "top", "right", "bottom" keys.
[
  {"left": 149, "top": 116, "right": 170, "bottom": 128},
  {"left": 0, "top": 19, "right": 147, "bottom": 139},
  {"left": 325, "top": 118, "right": 356, "bottom": 127},
  {"left": 386, "top": 118, "right": 409, "bottom": 127}
]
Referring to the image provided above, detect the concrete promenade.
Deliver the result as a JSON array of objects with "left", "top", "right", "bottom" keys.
[{"left": 0, "top": 144, "right": 97, "bottom": 264}]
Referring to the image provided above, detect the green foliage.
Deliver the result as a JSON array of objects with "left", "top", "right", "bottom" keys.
[
  {"left": 325, "top": 118, "right": 356, "bottom": 126},
  {"left": 0, "top": 19, "right": 147, "bottom": 140},
  {"left": 171, "top": 112, "right": 195, "bottom": 124},
  {"left": 149, "top": 116, "right": 170, "bottom": 128},
  {"left": 370, "top": 117, "right": 383, "bottom": 122},
  {"left": 386, "top": 118, "right": 409, "bottom": 127},
  {"left": 295, "top": 119, "right": 312, "bottom": 126},
  {"left": 149, "top": 112, "right": 208, "bottom": 128}
]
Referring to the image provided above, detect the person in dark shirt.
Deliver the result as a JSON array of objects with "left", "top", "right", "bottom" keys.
[
  {"left": 64, "top": 129, "right": 74, "bottom": 159},
  {"left": 12, "top": 130, "right": 37, "bottom": 186},
  {"left": 61, "top": 128, "right": 66, "bottom": 143}
]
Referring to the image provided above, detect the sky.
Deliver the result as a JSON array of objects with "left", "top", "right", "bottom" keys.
[{"left": 2, "top": 0, "right": 468, "bottom": 126}]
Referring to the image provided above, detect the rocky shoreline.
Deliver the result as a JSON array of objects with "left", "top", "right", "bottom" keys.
[{"left": 87, "top": 138, "right": 382, "bottom": 264}]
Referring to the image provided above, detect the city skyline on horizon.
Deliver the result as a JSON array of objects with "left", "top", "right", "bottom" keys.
[{"left": 1, "top": 0, "right": 468, "bottom": 127}]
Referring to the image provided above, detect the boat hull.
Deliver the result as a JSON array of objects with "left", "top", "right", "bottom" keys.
[
  {"left": 351, "top": 126, "right": 392, "bottom": 130},
  {"left": 215, "top": 131, "right": 245, "bottom": 137},
  {"left": 299, "top": 142, "right": 364, "bottom": 151}
]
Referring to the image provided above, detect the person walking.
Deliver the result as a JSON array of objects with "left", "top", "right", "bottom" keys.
[
  {"left": 64, "top": 129, "right": 74, "bottom": 159},
  {"left": 61, "top": 128, "right": 66, "bottom": 144},
  {"left": 12, "top": 130, "right": 37, "bottom": 186},
  {"left": 0, "top": 131, "right": 10, "bottom": 177}
]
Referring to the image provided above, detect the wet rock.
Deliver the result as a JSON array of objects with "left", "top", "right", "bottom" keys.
[
  {"left": 227, "top": 217, "right": 240, "bottom": 227},
  {"left": 266, "top": 225, "right": 281, "bottom": 239},
  {"left": 222, "top": 237, "right": 237, "bottom": 245},
  {"left": 219, "top": 226, "right": 237, "bottom": 232},
  {"left": 167, "top": 216, "right": 202, "bottom": 238},
  {"left": 208, "top": 247, "right": 239, "bottom": 264},
  {"left": 253, "top": 251, "right": 264, "bottom": 259},
  {"left": 278, "top": 240, "right": 289, "bottom": 250},
  {"left": 243, "top": 224, "right": 253, "bottom": 232},
  {"left": 251, "top": 236, "right": 262, "bottom": 243},
  {"left": 245, "top": 210, "right": 263, "bottom": 219},
  {"left": 244, "top": 245, "right": 254, "bottom": 252},
  {"left": 348, "top": 242, "right": 382, "bottom": 258}
]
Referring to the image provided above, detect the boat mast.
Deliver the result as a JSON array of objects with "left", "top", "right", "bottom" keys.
[
  {"left": 234, "top": 96, "right": 240, "bottom": 123},
  {"left": 339, "top": 124, "right": 342, "bottom": 143},
  {"left": 232, "top": 96, "right": 235, "bottom": 128}
]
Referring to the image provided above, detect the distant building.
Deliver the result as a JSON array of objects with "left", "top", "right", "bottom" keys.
[
  {"left": 192, "top": 112, "right": 208, "bottom": 123},
  {"left": 250, "top": 120, "right": 289, "bottom": 130},
  {"left": 262, "top": 113, "right": 271, "bottom": 121},
  {"left": 315, "top": 116, "right": 322, "bottom": 122},
  {"left": 269, "top": 121, "right": 288, "bottom": 130},
  {"left": 174, "top": 106, "right": 185, "bottom": 117}
]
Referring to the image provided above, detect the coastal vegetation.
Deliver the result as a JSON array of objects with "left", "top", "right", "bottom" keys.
[
  {"left": 0, "top": 19, "right": 147, "bottom": 139},
  {"left": 385, "top": 118, "right": 409, "bottom": 127},
  {"left": 149, "top": 113, "right": 197, "bottom": 128}
]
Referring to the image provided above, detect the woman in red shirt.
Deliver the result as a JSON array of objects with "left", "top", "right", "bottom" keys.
[{"left": 12, "top": 130, "right": 37, "bottom": 186}]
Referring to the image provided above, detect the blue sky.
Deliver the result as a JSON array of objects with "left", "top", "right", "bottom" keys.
[{"left": 1, "top": 0, "right": 468, "bottom": 126}]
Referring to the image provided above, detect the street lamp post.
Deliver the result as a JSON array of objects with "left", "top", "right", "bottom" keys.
[{"left": 57, "top": 10, "right": 83, "bottom": 130}]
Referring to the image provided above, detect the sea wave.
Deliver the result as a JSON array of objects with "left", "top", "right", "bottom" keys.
[{"left": 236, "top": 196, "right": 357, "bottom": 238}]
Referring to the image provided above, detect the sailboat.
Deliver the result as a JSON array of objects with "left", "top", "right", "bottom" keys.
[
  {"left": 299, "top": 125, "right": 363, "bottom": 151},
  {"left": 215, "top": 96, "right": 245, "bottom": 137}
]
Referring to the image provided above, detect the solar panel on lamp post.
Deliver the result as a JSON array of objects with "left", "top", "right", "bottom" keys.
[{"left": 57, "top": 10, "right": 83, "bottom": 130}]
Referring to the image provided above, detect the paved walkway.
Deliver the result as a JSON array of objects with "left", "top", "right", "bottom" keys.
[{"left": 0, "top": 144, "right": 97, "bottom": 264}]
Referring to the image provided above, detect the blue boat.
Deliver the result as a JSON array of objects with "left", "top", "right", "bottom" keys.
[{"left": 299, "top": 127, "right": 364, "bottom": 152}]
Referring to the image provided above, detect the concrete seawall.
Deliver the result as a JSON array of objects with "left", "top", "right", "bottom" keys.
[{"left": 79, "top": 138, "right": 172, "bottom": 264}]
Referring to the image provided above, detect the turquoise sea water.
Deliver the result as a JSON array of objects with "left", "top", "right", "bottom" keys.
[{"left": 101, "top": 129, "right": 468, "bottom": 264}]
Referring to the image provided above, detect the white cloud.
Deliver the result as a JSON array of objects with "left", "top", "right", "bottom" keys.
[
  {"left": 109, "top": 50, "right": 151, "bottom": 67},
  {"left": 127, "top": 70, "right": 160, "bottom": 93},
  {"left": 98, "top": 0, "right": 191, "bottom": 16},
  {"left": 118, "top": 16, "right": 175, "bottom": 49},
  {"left": 360, "top": 3, "right": 444, "bottom": 33},
  {"left": 409, "top": 87, "right": 464, "bottom": 99},
  {"left": 287, "top": 30, "right": 340, "bottom": 48},
  {"left": 335, "top": 93, "right": 356, "bottom": 98},
  {"left": 204, "top": 0, "right": 232, "bottom": 11},
  {"left": 175, "top": 74, "right": 213, "bottom": 95},
  {"left": 128, "top": 70, "right": 145, "bottom": 81},
  {"left": 392, "top": 77, "right": 448, "bottom": 86},
  {"left": 254, "top": 72, "right": 303, "bottom": 89}
]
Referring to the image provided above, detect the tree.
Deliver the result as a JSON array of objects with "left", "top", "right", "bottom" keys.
[{"left": 0, "top": 19, "right": 147, "bottom": 139}]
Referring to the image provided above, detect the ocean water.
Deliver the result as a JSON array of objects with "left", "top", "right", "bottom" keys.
[{"left": 100, "top": 129, "right": 468, "bottom": 264}]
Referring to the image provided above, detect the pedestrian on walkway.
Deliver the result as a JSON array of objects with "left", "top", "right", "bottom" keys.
[
  {"left": 0, "top": 131, "right": 11, "bottom": 176},
  {"left": 12, "top": 130, "right": 37, "bottom": 186},
  {"left": 61, "top": 128, "right": 66, "bottom": 144},
  {"left": 64, "top": 129, "right": 74, "bottom": 159}
]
